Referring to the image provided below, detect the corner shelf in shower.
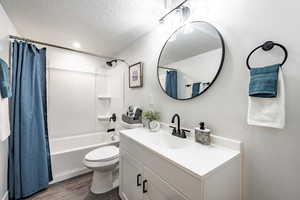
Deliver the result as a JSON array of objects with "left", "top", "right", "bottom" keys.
[
  {"left": 97, "top": 95, "right": 111, "bottom": 100},
  {"left": 97, "top": 115, "right": 111, "bottom": 121}
]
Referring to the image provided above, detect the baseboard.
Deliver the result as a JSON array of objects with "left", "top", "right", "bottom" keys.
[
  {"left": 50, "top": 167, "right": 92, "bottom": 184},
  {"left": 1, "top": 191, "right": 8, "bottom": 200}
]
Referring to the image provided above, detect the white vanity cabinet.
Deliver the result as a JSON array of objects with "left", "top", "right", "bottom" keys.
[
  {"left": 119, "top": 128, "right": 242, "bottom": 200},
  {"left": 120, "top": 150, "right": 143, "bottom": 200},
  {"left": 120, "top": 149, "right": 188, "bottom": 200}
]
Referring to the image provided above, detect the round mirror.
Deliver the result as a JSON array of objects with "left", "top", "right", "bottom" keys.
[{"left": 157, "top": 21, "right": 225, "bottom": 100}]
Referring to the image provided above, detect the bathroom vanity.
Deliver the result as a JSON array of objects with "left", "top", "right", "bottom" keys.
[{"left": 119, "top": 127, "right": 242, "bottom": 200}]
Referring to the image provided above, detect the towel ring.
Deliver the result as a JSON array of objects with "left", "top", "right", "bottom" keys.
[{"left": 246, "top": 41, "right": 288, "bottom": 70}]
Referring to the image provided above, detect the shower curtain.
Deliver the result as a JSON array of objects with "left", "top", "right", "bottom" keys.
[
  {"left": 165, "top": 70, "right": 178, "bottom": 98},
  {"left": 8, "top": 41, "right": 52, "bottom": 199}
]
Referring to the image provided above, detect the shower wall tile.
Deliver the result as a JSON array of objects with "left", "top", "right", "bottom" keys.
[
  {"left": 48, "top": 69, "right": 96, "bottom": 138},
  {"left": 95, "top": 74, "right": 110, "bottom": 131}
]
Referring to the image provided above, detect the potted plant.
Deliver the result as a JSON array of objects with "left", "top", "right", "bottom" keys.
[{"left": 142, "top": 110, "right": 160, "bottom": 131}]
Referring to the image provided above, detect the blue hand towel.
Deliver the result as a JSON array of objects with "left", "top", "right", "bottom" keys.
[
  {"left": 192, "top": 82, "right": 200, "bottom": 97},
  {"left": 249, "top": 64, "right": 280, "bottom": 98},
  {"left": 0, "top": 58, "right": 12, "bottom": 98}
]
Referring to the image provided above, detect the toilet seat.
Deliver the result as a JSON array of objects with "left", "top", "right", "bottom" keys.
[
  {"left": 85, "top": 146, "right": 119, "bottom": 162},
  {"left": 84, "top": 145, "right": 119, "bottom": 169}
]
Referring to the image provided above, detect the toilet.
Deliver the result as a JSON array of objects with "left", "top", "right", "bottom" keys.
[
  {"left": 83, "top": 121, "right": 140, "bottom": 194},
  {"left": 83, "top": 145, "right": 119, "bottom": 194}
]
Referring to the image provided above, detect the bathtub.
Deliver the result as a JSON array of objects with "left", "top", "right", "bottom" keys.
[{"left": 50, "top": 132, "right": 119, "bottom": 183}]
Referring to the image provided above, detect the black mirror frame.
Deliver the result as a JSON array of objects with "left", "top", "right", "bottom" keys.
[{"left": 157, "top": 21, "right": 225, "bottom": 101}]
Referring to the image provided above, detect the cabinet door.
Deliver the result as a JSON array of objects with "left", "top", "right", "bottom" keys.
[
  {"left": 142, "top": 167, "right": 189, "bottom": 200},
  {"left": 120, "top": 150, "right": 143, "bottom": 200}
]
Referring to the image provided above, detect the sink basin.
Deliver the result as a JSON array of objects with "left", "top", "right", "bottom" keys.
[{"left": 149, "top": 133, "right": 191, "bottom": 149}]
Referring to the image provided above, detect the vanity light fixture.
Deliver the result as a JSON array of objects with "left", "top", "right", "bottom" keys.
[{"left": 159, "top": 0, "right": 190, "bottom": 24}]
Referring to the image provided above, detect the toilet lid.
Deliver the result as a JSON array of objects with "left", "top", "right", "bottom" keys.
[{"left": 85, "top": 146, "right": 119, "bottom": 162}]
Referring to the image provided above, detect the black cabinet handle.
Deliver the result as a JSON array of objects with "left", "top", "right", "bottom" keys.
[
  {"left": 142, "top": 180, "right": 148, "bottom": 193},
  {"left": 136, "top": 174, "right": 142, "bottom": 186}
]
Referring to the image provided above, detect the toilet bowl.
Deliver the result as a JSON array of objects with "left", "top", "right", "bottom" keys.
[{"left": 83, "top": 145, "right": 119, "bottom": 194}]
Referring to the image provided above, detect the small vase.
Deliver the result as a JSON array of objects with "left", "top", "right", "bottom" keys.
[
  {"left": 142, "top": 118, "right": 150, "bottom": 129},
  {"left": 148, "top": 120, "right": 160, "bottom": 132}
]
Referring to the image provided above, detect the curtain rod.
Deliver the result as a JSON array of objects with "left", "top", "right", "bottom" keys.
[
  {"left": 9, "top": 35, "right": 118, "bottom": 60},
  {"left": 159, "top": 66, "right": 177, "bottom": 71}
]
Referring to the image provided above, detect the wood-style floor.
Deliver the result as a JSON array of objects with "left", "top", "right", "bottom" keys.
[{"left": 24, "top": 173, "right": 121, "bottom": 200}]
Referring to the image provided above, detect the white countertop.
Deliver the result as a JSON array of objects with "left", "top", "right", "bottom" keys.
[{"left": 120, "top": 127, "right": 241, "bottom": 178}]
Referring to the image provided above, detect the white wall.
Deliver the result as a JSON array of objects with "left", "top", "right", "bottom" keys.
[
  {"left": 0, "top": 4, "right": 18, "bottom": 200},
  {"left": 117, "top": 0, "right": 300, "bottom": 200},
  {"left": 46, "top": 47, "right": 125, "bottom": 139}
]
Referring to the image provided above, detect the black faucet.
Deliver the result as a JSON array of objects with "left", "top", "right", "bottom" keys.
[
  {"left": 109, "top": 113, "right": 117, "bottom": 122},
  {"left": 170, "top": 114, "right": 189, "bottom": 138},
  {"left": 171, "top": 114, "right": 181, "bottom": 132}
]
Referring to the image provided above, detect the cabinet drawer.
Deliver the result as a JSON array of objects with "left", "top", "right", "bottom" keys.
[{"left": 120, "top": 135, "right": 203, "bottom": 200}]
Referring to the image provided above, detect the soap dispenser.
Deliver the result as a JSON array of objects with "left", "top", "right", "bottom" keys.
[{"left": 195, "top": 122, "right": 211, "bottom": 145}]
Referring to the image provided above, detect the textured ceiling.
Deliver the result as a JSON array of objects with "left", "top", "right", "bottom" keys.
[{"left": 0, "top": 0, "right": 166, "bottom": 56}]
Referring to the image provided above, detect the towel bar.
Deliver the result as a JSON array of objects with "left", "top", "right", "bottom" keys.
[{"left": 246, "top": 41, "right": 288, "bottom": 70}]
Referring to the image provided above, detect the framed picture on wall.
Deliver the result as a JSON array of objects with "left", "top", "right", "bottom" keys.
[{"left": 129, "top": 62, "right": 143, "bottom": 88}]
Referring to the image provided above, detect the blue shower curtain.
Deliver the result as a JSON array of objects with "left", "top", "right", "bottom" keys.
[
  {"left": 165, "top": 70, "right": 178, "bottom": 98},
  {"left": 8, "top": 41, "right": 52, "bottom": 199},
  {"left": 192, "top": 82, "right": 201, "bottom": 97}
]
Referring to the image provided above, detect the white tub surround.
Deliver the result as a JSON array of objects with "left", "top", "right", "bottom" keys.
[
  {"left": 119, "top": 127, "right": 242, "bottom": 200},
  {"left": 50, "top": 132, "right": 119, "bottom": 183}
]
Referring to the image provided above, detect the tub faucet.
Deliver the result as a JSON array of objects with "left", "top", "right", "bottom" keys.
[
  {"left": 107, "top": 128, "right": 118, "bottom": 141},
  {"left": 107, "top": 128, "right": 115, "bottom": 133}
]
